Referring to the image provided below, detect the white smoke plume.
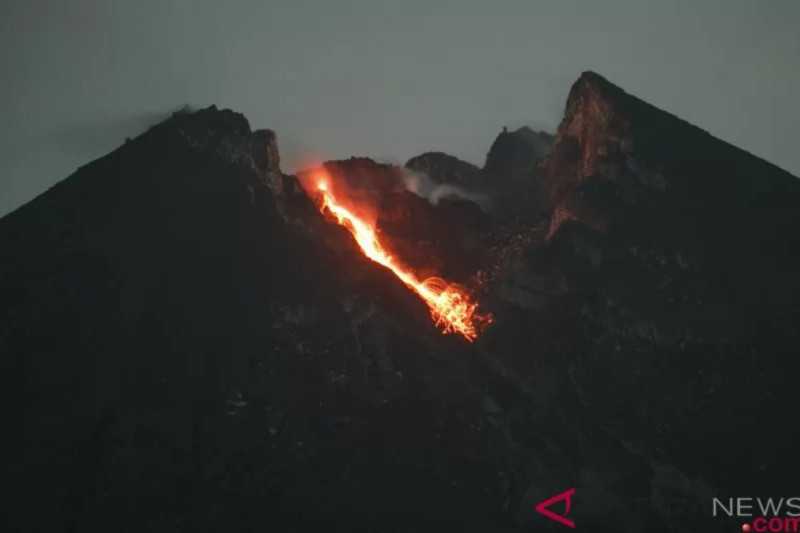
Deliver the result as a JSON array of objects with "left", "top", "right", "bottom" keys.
[{"left": 401, "top": 169, "right": 491, "bottom": 211}]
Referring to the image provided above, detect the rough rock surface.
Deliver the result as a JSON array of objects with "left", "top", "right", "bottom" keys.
[{"left": 300, "top": 156, "right": 492, "bottom": 284}]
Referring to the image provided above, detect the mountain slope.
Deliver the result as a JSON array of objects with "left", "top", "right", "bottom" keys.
[{"left": 2, "top": 107, "right": 511, "bottom": 532}]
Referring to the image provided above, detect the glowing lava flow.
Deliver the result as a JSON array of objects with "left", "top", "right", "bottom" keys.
[{"left": 316, "top": 181, "right": 492, "bottom": 342}]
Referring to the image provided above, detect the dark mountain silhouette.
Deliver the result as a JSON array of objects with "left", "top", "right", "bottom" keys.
[
  {"left": 484, "top": 126, "right": 553, "bottom": 184},
  {"left": 406, "top": 151, "right": 484, "bottom": 188},
  {"left": 3, "top": 73, "right": 799, "bottom": 532}
]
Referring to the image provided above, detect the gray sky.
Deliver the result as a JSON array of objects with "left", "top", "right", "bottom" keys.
[{"left": 1, "top": 0, "right": 798, "bottom": 216}]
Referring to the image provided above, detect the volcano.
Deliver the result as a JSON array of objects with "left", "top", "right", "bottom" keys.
[{"left": 4, "top": 72, "right": 800, "bottom": 532}]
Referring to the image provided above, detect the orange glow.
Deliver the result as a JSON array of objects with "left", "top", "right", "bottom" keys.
[{"left": 315, "top": 179, "right": 492, "bottom": 342}]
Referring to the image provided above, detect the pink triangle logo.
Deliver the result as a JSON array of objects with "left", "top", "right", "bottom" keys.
[{"left": 534, "top": 488, "right": 576, "bottom": 528}]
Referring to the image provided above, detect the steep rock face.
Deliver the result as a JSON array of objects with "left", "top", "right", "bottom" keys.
[
  {"left": 251, "top": 127, "right": 283, "bottom": 193},
  {"left": 540, "top": 72, "right": 800, "bottom": 337}
]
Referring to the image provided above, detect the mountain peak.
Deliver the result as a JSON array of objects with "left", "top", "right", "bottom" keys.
[
  {"left": 550, "top": 71, "right": 799, "bottom": 195},
  {"left": 562, "top": 71, "right": 621, "bottom": 122},
  {"left": 483, "top": 127, "right": 553, "bottom": 179},
  {"left": 156, "top": 106, "right": 282, "bottom": 190},
  {"left": 571, "top": 70, "right": 618, "bottom": 93},
  {"left": 405, "top": 152, "right": 482, "bottom": 187},
  {"left": 543, "top": 70, "right": 800, "bottom": 261}
]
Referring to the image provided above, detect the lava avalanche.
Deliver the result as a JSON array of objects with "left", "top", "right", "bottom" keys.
[{"left": 313, "top": 179, "right": 492, "bottom": 342}]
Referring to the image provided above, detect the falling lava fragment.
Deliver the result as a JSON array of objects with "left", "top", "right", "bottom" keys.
[{"left": 315, "top": 180, "right": 493, "bottom": 342}]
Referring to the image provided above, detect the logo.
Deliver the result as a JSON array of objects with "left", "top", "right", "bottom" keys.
[
  {"left": 535, "top": 488, "right": 576, "bottom": 528},
  {"left": 712, "top": 497, "right": 800, "bottom": 532}
]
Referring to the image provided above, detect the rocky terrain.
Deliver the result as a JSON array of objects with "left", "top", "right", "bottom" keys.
[{"left": 3, "top": 72, "right": 799, "bottom": 532}]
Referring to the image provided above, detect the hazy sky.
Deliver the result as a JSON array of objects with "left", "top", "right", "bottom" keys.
[{"left": 1, "top": 0, "right": 798, "bottom": 216}]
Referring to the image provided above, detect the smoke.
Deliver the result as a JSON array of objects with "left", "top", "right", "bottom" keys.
[{"left": 402, "top": 169, "right": 491, "bottom": 211}]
